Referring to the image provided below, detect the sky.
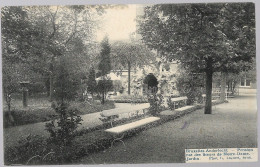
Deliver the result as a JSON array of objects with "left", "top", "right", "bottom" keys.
[{"left": 96, "top": 5, "right": 137, "bottom": 42}]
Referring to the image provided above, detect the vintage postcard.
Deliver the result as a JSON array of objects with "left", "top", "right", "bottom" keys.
[{"left": 0, "top": 0, "right": 258, "bottom": 166}]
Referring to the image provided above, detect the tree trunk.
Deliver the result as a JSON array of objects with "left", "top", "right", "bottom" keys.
[
  {"left": 102, "top": 77, "right": 105, "bottom": 104},
  {"left": 232, "top": 81, "right": 237, "bottom": 94},
  {"left": 102, "top": 91, "right": 105, "bottom": 104},
  {"left": 8, "top": 103, "right": 11, "bottom": 113},
  {"left": 204, "top": 59, "right": 213, "bottom": 114},
  {"left": 91, "top": 93, "right": 94, "bottom": 102},
  {"left": 50, "top": 73, "right": 53, "bottom": 102},
  {"left": 5, "top": 93, "right": 11, "bottom": 112},
  {"left": 128, "top": 61, "right": 131, "bottom": 95},
  {"left": 220, "top": 72, "right": 226, "bottom": 102},
  {"left": 22, "top": 88, "right": 28, "bottom": 108},
  {"left": 49, "top": 56, "right": 55, "bottom": 102},
  {"left": 6, "top": 94, "right": 14, "bottom": 125}
]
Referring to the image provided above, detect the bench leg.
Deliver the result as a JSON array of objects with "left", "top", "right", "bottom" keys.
[
  {"left": 213, "top": 104, "right": 217, "bottom": 111},
  {"left": 111, "top": 133, "right": 126, "bottom": 151}
]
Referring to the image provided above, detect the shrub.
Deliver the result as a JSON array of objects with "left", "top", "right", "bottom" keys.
[
  {"left": 3, "top": 108, "right": 56, "bottom": 128},
  {"left": 167, "top": 97, "right": 175, "bottom": 110},
  {"left": 96, "top": 79, "right": 113, "bottom": 104},
  {"left": 4, "top": 134, "right": 48, "bottom": 165},
  {"left": 147, "top": 93, "right": 164, "bottom": 116},
  {"left": 45, "top": 102, "right": 82, "bottom": 146},
  {"left": 4, "top": 134, "right": 84, "bottom": 165}
]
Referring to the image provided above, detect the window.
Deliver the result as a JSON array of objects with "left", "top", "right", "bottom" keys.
[
  {"left": 241, "top": 80, "right": 245, "bottom": 86},
  {"left": 240, "top": 78, "right": 251, "bottom": 87},
  {"left": 246, "top": 79, "right": 251, "bottom": 86}
]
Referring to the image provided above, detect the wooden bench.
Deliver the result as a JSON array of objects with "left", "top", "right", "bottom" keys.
[
  {"left": 99, "top": 107, "right": 149, "bottom": 127},
  {"left": 105, "top": 117, "right": 160, "bottom": 149},
  {"left": 170, "top": 96, "right": 188, "bottom": 110},
  {"left": 202, "top": 91, "right": 233, "bottom": 101}
]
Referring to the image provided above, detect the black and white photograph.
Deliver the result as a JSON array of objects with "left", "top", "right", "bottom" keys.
[{"left": 0, "top": 0, "right": 258, "bottom": 166}]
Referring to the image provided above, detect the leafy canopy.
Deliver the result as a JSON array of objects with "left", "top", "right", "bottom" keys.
[{"left": 138, "top": 3, "right": 255, "bottom": 73}]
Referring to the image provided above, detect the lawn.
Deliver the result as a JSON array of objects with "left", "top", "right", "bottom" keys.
[{"left": 3, "top": 93, "right": 115, "bottom": 128}]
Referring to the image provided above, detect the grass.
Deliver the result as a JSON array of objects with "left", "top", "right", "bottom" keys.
[{"left": 3, "top": 94, "right": 115, "bottom": 128}]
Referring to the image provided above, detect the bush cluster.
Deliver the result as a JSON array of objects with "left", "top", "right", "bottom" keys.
[
  {"left": 110, "top": 99, "right": 148, "bottom": 103},
  {"left": 45, "top": 102, "right": 82, "bottom": 146},
  {"left": 3, "top": 108, "right": 56, "bottom": 128},
  {"left": 176, "top": 71, "right": 204, "bottom": 105},
  {"left": 4, "top": 134, "right": 87, "bottom": 165}
]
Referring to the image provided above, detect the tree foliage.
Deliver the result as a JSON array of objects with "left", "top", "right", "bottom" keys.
[
  {"left": 1, "top": 5, "right": 104, "bottom": 103},
  {"left": 96, "top": 80, "right": 113, "bottom": 101},
  {"left": 138, "top": 3, "right": 255, "bottom": 114},
  {"left": 97, "top": 36, "right": 111, "bottom": 77},
  {"left": 97, "top": 36, "right": 112, "bottom": 104},
  {"left": 53, "top": 59, "right": 81, "bottom": 102},
  {"left": 111, "top": 40, "right": 155, "bottom": 70},
  {"left": 176, "top": 70, "right": 205, "bottom": 104},
  {"left": 111, "top": 40, "right": 156, "bottom": 94},
  {"left": 86, "top": 66, "right": 97, "bottom": 96}
]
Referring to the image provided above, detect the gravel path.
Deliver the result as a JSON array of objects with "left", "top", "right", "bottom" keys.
[
  {"left": 76, "top": 95, "right": 257, "bottom": 164},
  {"left": 4, "top": 103, "right": 149, "bottom": 148}
]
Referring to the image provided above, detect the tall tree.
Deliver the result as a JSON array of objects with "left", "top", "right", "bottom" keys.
[
  {"left": 1, "top": 6, "right": 46, "bottom": 116},
  {"left": 138, "top": 3, "right": 255, "bottom": 114},
  {"left": 97, "top": 36, "right": 112, "bottom": 104},
  {"left": 111, "top": 40, "right": 155, "bottom": 95},
  {"left": 2, "top": 5, "right": 104, "bottom": 101},
  {"left": 87, "top": 66, "right": 97, "bottom": 98},
  {"left": 26, "top": 5, "right": 102, "bottom": 101}
]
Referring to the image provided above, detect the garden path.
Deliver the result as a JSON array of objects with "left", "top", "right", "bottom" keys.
[
  {"left": 77, "top": 95, "right": 257, "bottom": 164},
  {"left": 4, "top": 103, "right": 149, "bottom": 148}
]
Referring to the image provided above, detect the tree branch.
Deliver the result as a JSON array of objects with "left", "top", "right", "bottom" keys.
[
  {"left": 65, "top": 10, "right": 78, "bottom": 46},
  {"left": 48, "top": 6, "right": 59, "bottom": 39}
]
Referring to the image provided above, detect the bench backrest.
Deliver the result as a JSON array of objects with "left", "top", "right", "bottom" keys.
[
  {"left": 171, "top": 96, "right": 188, "bottom": 102},
  {"left": 102, "top": 105, "right": 149, "bottom": 117}
]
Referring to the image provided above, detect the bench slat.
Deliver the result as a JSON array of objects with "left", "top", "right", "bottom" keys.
[
  {"left": 171, "top": 96, "right": 188, "bottom": 102},
  {"left": 105, "top": 117, "right": 160, "bottom": 134}
]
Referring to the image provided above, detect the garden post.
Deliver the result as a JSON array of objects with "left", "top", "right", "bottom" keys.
[{"left": 20, "top": 81, "right": 30, "bottom": 108}]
